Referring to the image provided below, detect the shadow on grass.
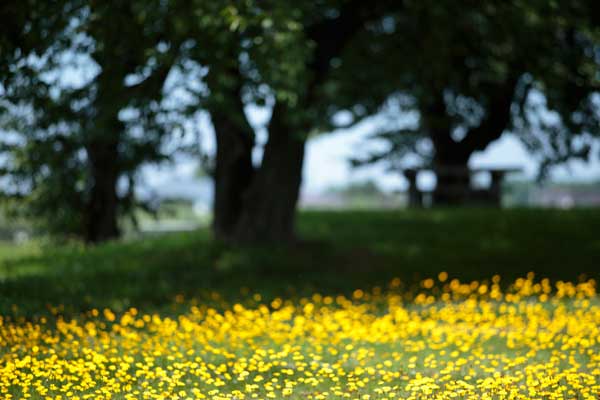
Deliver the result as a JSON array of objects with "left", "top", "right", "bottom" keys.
[{"left": 1, "top": 209, "right": 599, "bottom": 317}]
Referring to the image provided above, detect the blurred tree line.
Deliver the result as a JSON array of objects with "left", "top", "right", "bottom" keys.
[{"left": 0, "top": 0, "right": 598, "bottom": 243}]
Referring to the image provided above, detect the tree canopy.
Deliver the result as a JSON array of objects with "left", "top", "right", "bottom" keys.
[
  {"left": 342, "top": 1, "right": 599, "bottom": 200},
  {"left": 2, "top": 0, "right": 185, "bottom": 240},
  {"left": 1, "top": 0, "right": 599, "bottom": 241}
]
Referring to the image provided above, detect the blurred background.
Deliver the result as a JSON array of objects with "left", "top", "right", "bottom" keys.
[{"left": 1, "top": 0, "right": 599, "bottom": 243}]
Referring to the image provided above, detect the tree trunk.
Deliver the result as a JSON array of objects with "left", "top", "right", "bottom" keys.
[
  {"left": 424, "top": 97, "right": 473, "bottom": 206},
  {"left": 211, "top": 111, "right": 254, "bottom": 240},
  {"left": 84, "top": 138, "right": 120, "bottom": 243},
  {"left": 432, "top": 150, "right": 472, "bottom": 206},
  {"left": 206, "top": 1, "right": 379, "bottom": 244},
  {"left": 232, "top": 103, "right": 305, "bottom": 243}
]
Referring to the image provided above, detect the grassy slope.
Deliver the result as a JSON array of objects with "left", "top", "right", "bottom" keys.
[{"left": 0, "top": 208, "right": 599, "bottom": 316}]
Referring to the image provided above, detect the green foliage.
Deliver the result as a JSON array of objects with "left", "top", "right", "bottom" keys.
[
  {"left": 2, "top": 0, "right": 599, "bottom": 241},
  {"left": 336, "top": 1, "right": 600, "bottom": 174},
  {"left": 171, "top": 0, "right": 310, "bottom": 114},
  {"left": 0, "top": 1, "right": 75, "bottom": 76},
  {"left": 1, "top": 0, "right": 189, "bottom": 238},
  {"left": 1, "top": 0, "right": 318, "bottom": 240}
]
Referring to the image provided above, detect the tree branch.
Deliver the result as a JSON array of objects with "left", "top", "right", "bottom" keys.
[
  {"left": 461, "top": 74, "right": 521, "bottom": 152},
  {"left": 306, "top": 0, "right": 403, "bottom": 88}
]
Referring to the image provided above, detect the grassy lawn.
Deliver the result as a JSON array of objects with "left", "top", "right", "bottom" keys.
[{"left": 0, "top": 209, "right": 599, "bottom": 399}]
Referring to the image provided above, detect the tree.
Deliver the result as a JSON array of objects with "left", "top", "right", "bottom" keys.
[
  {"left": 338, "top": 1, "right": 600, "bottom": 204},
  {"left": 1, "top": 0, "right": 182, "bottom": 242},
  {"left": 1, "top": 0, "right": 81, "bottom": 229},
  {"left": 2, "top": 0, "right": 318, "bottom": 243},
  {"left": 0, "top": 1, "right": 73, "bottom": 77},
  {"left": 195, "top": 0, "right": 400, "bottom": 242},
  {"left": 2, "top": 0, "right": 410, "bottom": 243},
  {"left": 194, "top": 2, "right": 303, "bottom": 241}
]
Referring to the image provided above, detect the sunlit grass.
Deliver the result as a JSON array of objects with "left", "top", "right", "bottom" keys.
[{"left": 0, "top": 241, "right": 43, "bottom": 280}]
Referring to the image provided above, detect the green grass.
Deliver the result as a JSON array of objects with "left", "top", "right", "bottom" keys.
[
  {"left": 0, "top": 208, "right": 599, "bottom": 317},
  {"left": 1, "top": 209, "right": 600, "bottom": 399}
]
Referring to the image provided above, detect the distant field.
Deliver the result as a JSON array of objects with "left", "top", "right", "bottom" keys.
[{"left": 0, "top": 209, "right": 599, "bottom": 398}]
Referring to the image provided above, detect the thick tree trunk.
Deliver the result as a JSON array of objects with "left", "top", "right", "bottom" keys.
[
  {"left": 432, "top": 150, "right": 472, "bottom": 206},
  {"left": 232, "top": 103, "right": 305, "bottom": 243},
  {"left": 424, "top": 97, "right": 473, "bottom": 206},
  {"left": 206, "top": 1, "right": 381, "bottom": 244},
  {"left": 84, "top": 138, "right": 120, "bottom": 243},
  {"left": 211, "top": 111, "right": 254, "bottom": 240}
]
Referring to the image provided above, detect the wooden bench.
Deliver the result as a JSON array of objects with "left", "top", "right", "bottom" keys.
[{"left": 403, "top": 166, "right": 522, "bottom": 207}]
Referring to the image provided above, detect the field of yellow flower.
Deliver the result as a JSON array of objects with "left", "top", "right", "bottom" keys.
[{"left": 1, "top": 273, "right": 599, "bottom": 400}]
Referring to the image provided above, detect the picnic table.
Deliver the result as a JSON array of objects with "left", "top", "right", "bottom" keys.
[{"left": 403, "top": 166, "right": 522, "bottom": 207}]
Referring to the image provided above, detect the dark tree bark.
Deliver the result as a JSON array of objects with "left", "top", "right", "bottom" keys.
[
  {"left": 84, "top": 136, "right": 120, "bottom": 243},
  {"left": 205, "top": 61, "right": 256, "bottom": 240},
  {"left": 209, "top": 1, "right": 401, "bottom": 243},
  {"left": 81, "top": 58, "right": 125, "bottom": 244},
  {"left": 232, "top": 103, "right": 305, "bottom": 242},
  {"left": 432, "top": 149, "right": 472, "bottom": 206},
  {"left": 211, "top": 108, "right": 254, "bottom": 240},
  {"left": 227, "top": 2, "right": 388, "bottom": 243},
  {"left": 423, "top": 96, "right": 471, "bottom": 205}
]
